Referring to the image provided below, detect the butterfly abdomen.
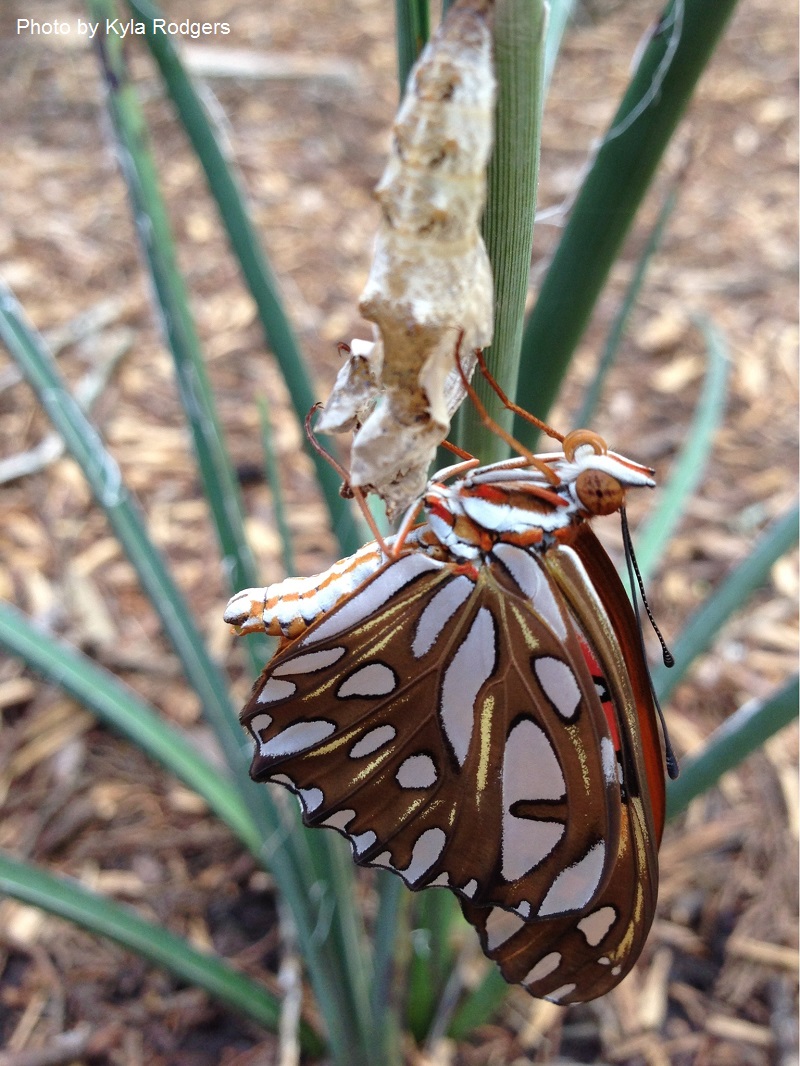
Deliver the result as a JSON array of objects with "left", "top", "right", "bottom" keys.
[{"left": 224, "top": 541, "right": 389, "bottom": 638}]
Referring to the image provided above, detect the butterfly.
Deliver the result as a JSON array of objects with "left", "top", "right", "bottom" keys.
[{"left": 224, "top": 415, "right": 672, "bottom": 1004}]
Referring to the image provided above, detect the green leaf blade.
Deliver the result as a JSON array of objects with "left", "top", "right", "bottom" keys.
[
  {"left": 0, "top": 851, "right": 324, "bottom": 1054},
  {"left": 517, "top": 0, "right": 741, "bottom": 432}
]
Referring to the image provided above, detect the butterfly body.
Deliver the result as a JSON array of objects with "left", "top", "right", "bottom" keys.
[{"left": 225, "top": 439, "right": 667, "bottom": 1003}]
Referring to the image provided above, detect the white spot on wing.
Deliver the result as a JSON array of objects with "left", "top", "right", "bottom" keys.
[
  {"left": 323, "top": 809, "right": 356, "bottom": 830},
  {"left": 249, "top": 713, "right": 273, "bottom": 737},
  {"left": 502, "top": 817, "right": 564, "bottom": 882},
  {"left": 440, "top": 607, "right": 496, "bottom": 766},
  {"left": 538, "top": 842, "right": 606, "bottom": 916},
  {"left": 544, "top": 983, "right": 576, "bottom": 1003},
  {"left": 257, "top": 678, "right": 296, "bottom": 704},
  {"left": 523, "top": 952, "right": 561, "bottom": 984},
  {"left": 349, "top": 724, "right": 397, "bottom": 759},
  {"left": 601, "top": 737, "right": 616, "bottom": 783},
  {"left": 298, "top": 787, "right": 324, "bottom": 813},
  {"left": 484, "top": 908, "right": 525, "bottom": 950},
  {"left": 302, "top": 554, "right": 443, "bottom": 644},
  {"left": 337, "top": 662, "right": 397, "bottom": 698},
  {"left": 501, "top": 720, "right": 565, "bottom": 881},
  {"left": 351, "top": 830, "right": 377, "bottom": 855},
  {"left": 273, "top": 647, "right": 346, "bottom": 675},
  {"left": 534, "top": 657, "right": 581, "bottom": 719},
  {"left": 260, "top": 719, "right": 335, "bottom": 757},
  {"left": 403, "top": 827, "right": 446, "bottom": 884},
  {"left": 396, "top": 754, "right": 438, "bottom": 789},
  {"left": 504, "top": 720, "right": 565, "bottom": 804},
  {"left": 492, "top": 543, "right": 567, "bottom": 639},
  {"left": 462, "top": 879, "right": 478, "bottom": 898},
  {"left": 412, "top": 576, "right": 473, "bottom": 657},
  {"left": 577, "top": 906, "right": 616, "bottom": 946}
]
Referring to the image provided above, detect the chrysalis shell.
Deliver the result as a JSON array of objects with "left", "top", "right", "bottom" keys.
[{"left": 317, "top": 0, "right": 496, "bottom": 517}]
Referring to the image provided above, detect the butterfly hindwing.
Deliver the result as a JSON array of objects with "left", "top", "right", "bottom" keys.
[
  {"left": 241, "top": 542, "right": 625, "bottom": 919},
  {"left": 461, "top": 787, "right": 656, "bottom": 1004}
]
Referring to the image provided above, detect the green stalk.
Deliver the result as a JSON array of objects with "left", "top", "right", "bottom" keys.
[
  {"left": 517, "top": 0, "right": 741, "bottom": 433},
  {"left": 447, "top": 966, "right": 507, "bottom": 1041},
  {"left": 0, "top": 602, "right": 260, "bottom": 855},
  {"left": 542, "top": 0, "right": 574, "bottom": 92},
  {"left": 574, "top": 181, "right": 680, "bottom": 429},
  {"left": 666, "top": 675, "right": 799, "bottom": 818},
  {"left": 0, "top": 851, "right": 324, "bottom": 1055},
  {"left": 453, "top": 0, "right": 548, "bottom": 461},
  {"left": 88, "top": 10, "right": 374, "bottom": 1054},
  {"left": 97, "top": 4, "right": 379, "bottom": 1048},
  {"left": 395, "top": 0, "right": 430, "bottom": 89},
  {"left": 653, "top": 504, "right": 799, "bottom": 703},
  {"left": 634, "top": 314, "right": 730, "bottom": 583},
  {"left": 371, "top": 872, "right": 405, "bottom": 1065},
  {"left": 88, "top": 0, "right": 259, "bottom": 602},
  {"left": 406, "top": 891, "right": 460, "bottom": 1041},
  {"left": 123, "top": 0, "right": 361, "bottom": 558}
]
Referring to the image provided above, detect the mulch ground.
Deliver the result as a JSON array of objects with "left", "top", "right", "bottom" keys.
[{"left": 0, "top": 0, "right": 797, "bottom": 1063}]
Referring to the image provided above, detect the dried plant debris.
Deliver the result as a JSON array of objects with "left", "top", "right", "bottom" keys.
[{"left": 318, "top": 0, "right": 496, "bottom": 517}]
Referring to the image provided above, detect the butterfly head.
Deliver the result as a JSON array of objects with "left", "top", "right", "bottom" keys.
[
  {"left": 552, "top": 431, "right": 656, "bottom": 519},
  {"left": 415, "top": 432, "right": 655, "bottom": 559}
]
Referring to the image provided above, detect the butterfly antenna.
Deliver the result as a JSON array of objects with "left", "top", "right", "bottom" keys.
[
  {"left": 620, "top": 508, "right": 674, "bottom": 667},
  {"left": 620, "top": 506, "right": 680, "bottom": 780}
]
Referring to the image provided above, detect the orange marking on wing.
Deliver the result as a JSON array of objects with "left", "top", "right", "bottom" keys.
[{"left": 577, "top": 634, "right": 621, "bottom": 753}]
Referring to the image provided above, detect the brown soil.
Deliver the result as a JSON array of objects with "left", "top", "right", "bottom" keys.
[{"left": 0, "top": 0, "right": 797, "bottom": 1064}]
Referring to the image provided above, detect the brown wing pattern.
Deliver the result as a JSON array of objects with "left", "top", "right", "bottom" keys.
[
  {"left": 461, "top": 790, "right": 656, "bottom": 1003},
  {"left": 240, "top": 543, "right": 625, "bottom": 921},
  {"left": 459, "top": 528, "right": 663, "bottom": 1003}
]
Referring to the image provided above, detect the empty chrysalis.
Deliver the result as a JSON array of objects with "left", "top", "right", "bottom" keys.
[{"left": 318, "top": 0, "right": 497, "bottom": 517}]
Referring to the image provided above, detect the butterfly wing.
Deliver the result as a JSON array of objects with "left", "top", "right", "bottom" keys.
[
  {"left": 547, "top": 523, "right": 666, "bottom": 843},
  {"left": 461, "top": 789, "right": 655, "bottom": 1003},
  {"left": 240, "top": 542, "right": 625, "bottom": 920},
  {"left": 461, "top": 524, "right": 665, "bottom": 1002}
]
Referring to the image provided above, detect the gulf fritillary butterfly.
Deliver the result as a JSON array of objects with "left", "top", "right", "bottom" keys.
[{"left": 225, "top": 373, "right": 670, "bottom": 1004}]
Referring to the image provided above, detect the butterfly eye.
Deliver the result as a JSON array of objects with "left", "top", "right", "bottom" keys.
[
  {"left": 563, "top": 430, "right": 608, "bottom": 462},
  {"left": 575, "top": 469, "right": 625, "bottom": 516}
]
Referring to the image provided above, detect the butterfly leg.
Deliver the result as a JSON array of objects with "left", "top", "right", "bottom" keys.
[
  {"left": 472, "top": 348, "right": 565, "bottom": 447},
  {"left": 303, "top": 404, "right": 394, "bottom": 556},
  {"left": 452, "top": 338, "right": 561, "bottom": 487}
]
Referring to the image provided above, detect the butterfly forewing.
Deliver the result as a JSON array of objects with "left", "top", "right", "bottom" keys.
[
  {"left": 545, "top": 523, "right": 666, "bottom": 843},
  {"left": 240, "top": 543, "right": 625, "bottom": 919},
  {"left": 456, "top": 526, "right": 664, "bottom": 1003}
]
